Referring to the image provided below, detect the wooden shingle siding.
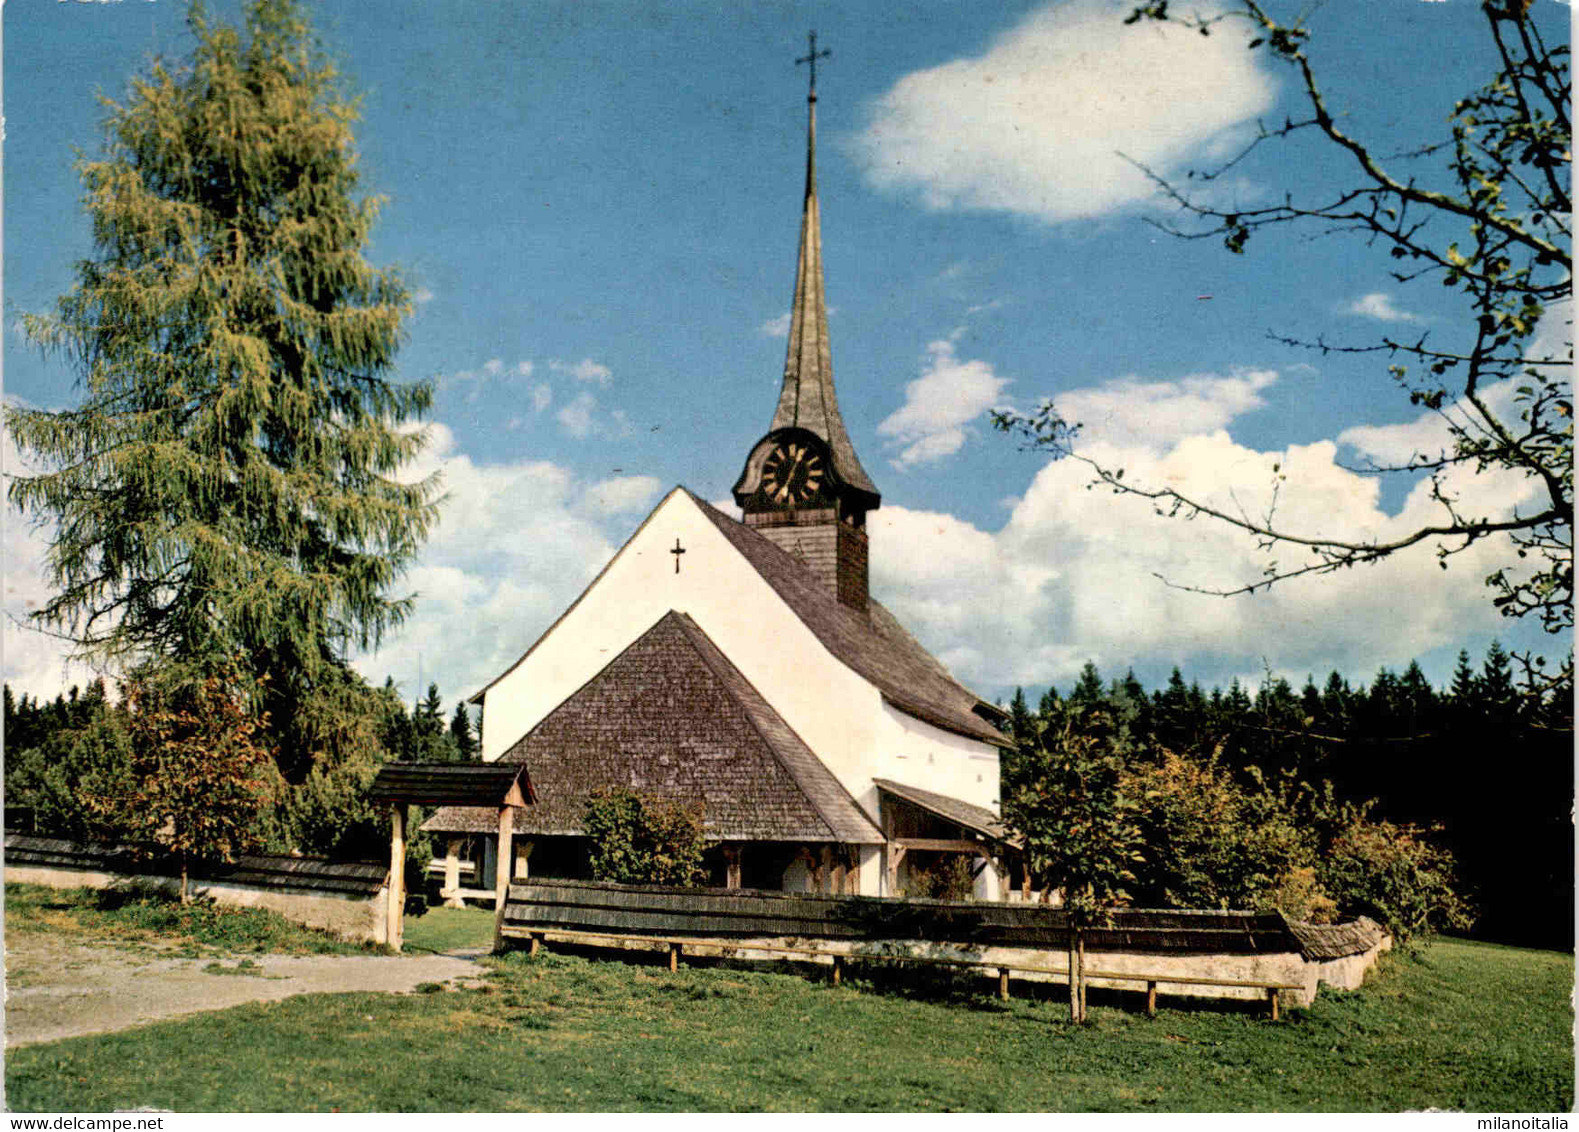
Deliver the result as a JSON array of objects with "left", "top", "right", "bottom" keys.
[
  {"left": 501, "top": 877, "right": 1306, "bottom": 954},
  {"left": 1286, "top": 916, "right": 1387, "bottom": 959},
  {"left": 367, "top": 763, "right": 530, "bottom": 807}
]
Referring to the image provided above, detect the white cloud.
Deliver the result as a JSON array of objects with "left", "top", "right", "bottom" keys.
[
  {"left": 412, "top": 287, "right": 435, "bottom": 305},
  {"left": 878, "top": 337, "right": 1012, "bottom": 468},
  {"left": 3, "top": 418, "right": 115, "bottom": 699},
  {"left": 516, "top": 361, "right": 535, "bottom": 378},
  {"left": 557, "top": 391, "right": 598, "bottom": 438},
  {"left": 551, "top": 358, "right": 613, "bottom": 385},
  {"left": 1056, "top": 368, "right": 1277, "bottom": 450},
  {"left": 531, "top": 383, "right": 553, "bottom": 412},
  {"left": 760, "top": 312, "right": 792, "bottom": 338},
  {"left": 868, "top": 376, "right": 1539, "bottom": 696},
  {"left": 351, "top": 422, "right": 653, "bottom": 701},
  {"left": 1343, "top": 292, "right": 1424, "bottom": 323},
  {"left": 582, "top": 475, "right": 663, "bottom": 516},
  {"left": 849, "top": 0, "right": 1278, "bottom": 224},
  {"left": 483, "top": 358, "right": 504, "bottom": 377}
]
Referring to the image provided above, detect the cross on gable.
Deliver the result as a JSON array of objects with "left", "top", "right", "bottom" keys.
[
  {"left": 796, "top": 31, "right": 830, "bottom": 99},
  {"left": 670, "top": 537, "right": 686, "bottom": 574}
]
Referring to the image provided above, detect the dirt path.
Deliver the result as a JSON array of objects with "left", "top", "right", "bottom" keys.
[{"left": 4, "top": 933, "right": 490, "bottom": 1048}]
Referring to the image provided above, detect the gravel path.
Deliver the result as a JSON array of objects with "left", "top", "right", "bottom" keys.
[{"left": 4, "top": 933, "right": 490, "bottom": 1048}]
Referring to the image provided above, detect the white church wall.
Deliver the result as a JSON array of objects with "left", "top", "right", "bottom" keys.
[
  {"left": 871, "top": 702, "right": 1001, "bottom": 812},
  {"left": 480, "top": 489, "right": 1003, "bottom": 902}
]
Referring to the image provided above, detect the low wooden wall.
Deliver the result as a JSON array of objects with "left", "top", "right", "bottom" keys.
[
  {"left": 499, "top": 879, "right": 1369, "bottom": 1007},
  {"left": 4, "top": 834, "right": 390, "bottom": 945}
]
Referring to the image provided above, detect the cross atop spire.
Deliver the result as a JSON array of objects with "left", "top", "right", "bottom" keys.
[{"left": 796, "top": 31, "right": 831, "bottom": 101}]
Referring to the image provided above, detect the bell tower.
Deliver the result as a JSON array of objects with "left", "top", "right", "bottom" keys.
[{"left": 733, "top": 33, "right": 880, "bottom": 613}]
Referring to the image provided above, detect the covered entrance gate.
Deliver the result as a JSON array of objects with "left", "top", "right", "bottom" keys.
[{"left": 367, "top": 762, "right": 534, "bottom": 950}]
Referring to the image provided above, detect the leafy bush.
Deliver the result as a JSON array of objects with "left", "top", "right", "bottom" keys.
[
  {"left": 583, "top": 790, "right": 707, "bottom": 886},
  {"left": 7, "top": 714, "right": 138, "bottom": 844},
  {"left": 1319, "top": 817, "right": 1474, "bottom": 944},
  {"left": 253, "top": 672, "right": 432, "bottom": 885},
  {"left": 1122, "top": 751, "right": 1326, "bottom": 917},
  {"left": 906, "top": 855, "right": 977, "bottom": 902}
]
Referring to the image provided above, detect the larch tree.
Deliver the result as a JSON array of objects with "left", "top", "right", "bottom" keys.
[
  {"left": 9, "top": 0, "right": 440, "bottom": 780},
  {"left": 996, "top": 1, "right": 1571, "bottom": 695}
]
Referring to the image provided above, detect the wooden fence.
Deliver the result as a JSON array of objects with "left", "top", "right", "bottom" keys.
[{"left": 498, "top": 878, "right": 1315, "bottom": 1017}]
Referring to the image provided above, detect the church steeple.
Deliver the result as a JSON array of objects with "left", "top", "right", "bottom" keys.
[
  {"left": 733, "top": 34, "right": 881, "bottom": 613},
  {"left": 766, "top": 33, "right": 879, "bottom": 505}
]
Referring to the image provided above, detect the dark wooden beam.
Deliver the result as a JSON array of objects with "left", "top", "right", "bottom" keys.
[{"left": 891, "top": 837, "right": 987, "bottom": 854}]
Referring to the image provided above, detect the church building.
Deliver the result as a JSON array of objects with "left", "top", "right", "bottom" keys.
[{"left": 423, "top": 52, "right": 1015, "bottom": 901}]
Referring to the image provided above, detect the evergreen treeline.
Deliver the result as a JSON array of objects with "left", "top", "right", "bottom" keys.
[
  {"left": 3, "top": 677, "right": 479, "bottom": 868},
  {"left": 1007, "top": 642, "right": 1573, "bottom": 948}
]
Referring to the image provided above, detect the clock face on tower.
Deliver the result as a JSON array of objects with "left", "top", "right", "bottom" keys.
[{"left": 760, "top": 439, "right": 825, "bottom": 505}]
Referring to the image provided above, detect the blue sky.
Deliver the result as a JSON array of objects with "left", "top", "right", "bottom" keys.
[{"left": 6, "top": 0, "right": 1570, "bottom": 709}]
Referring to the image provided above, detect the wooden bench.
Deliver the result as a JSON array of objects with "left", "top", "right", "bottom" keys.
[{"left": 501, "top": 925, "right": 1304, "bottom": 1018}]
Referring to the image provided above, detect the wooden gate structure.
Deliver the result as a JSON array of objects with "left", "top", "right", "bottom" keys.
[{"left": 367, "top": 762, "right": 534, "bottom": 950}]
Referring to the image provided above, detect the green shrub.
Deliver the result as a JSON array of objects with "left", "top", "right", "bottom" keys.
[
  {"left": 1122, "top": 750, "right": 1325, "bottom": 917},
  {"left": 583, "top": 790, "right": 707, "bottom": 886},
  {"left": 1318, "top": 817, "right": 1474, "bottom": 944},
  {"left": 906, "top": 855, "right": 977, "bottom": 902}
]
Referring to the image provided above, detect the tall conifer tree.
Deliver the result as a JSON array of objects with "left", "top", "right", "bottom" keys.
[{"left": 9, "top": 0, "right": 439, "bottom": 779}]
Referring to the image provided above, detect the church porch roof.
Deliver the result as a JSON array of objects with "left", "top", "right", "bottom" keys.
[{"left": 873, "top": 778, "right": 1011, "bottom": 844}]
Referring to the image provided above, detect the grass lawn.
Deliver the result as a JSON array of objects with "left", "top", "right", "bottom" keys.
[
  {"left": 5, "top": 919, "right": 1572, "bottom": 1112},
  {"left": 3, "top": 883, "right": 375, "bottom": 957},
  {"left": 401, "top": 904, "right": 497, "bottom": 954}
]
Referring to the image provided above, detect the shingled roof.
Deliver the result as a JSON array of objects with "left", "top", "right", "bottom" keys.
[
  {"left": 425, "top": 611, "right": 883, "bottom": 844},
  {"left": 687, "top": 491, "right": 1009, "bottom": 747},
  {"left": 873, "top": 778, "right": 1010, "bottom": 843}
]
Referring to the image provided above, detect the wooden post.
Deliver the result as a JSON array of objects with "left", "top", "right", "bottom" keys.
[
  {"left": 819, "top": 845, "right": 834, "bottom": 895},
  {"left": 1021, "top": 860, "right": 1032, "bottom": 901},
  {"left": 529, "top": 932, "right": 542, "bottom": 957},
  {"left": 998, "top": 967, "right": 1010, "bottom": 1001},
  {"left": 1267, "top": 987, "right": 1280, "bottom": 1021},
  {"left": 443, "top": 836, "right": 465, "bottom": 908},
  {"left": 1146, "top": 980, "right": 1158, "bottom": 1017},
  {"left": 885, "top": 844, "right": 907, "bottom": 898},
  {"left": 1068, "top": 931, "right": 1077, "bottom": 1023},
  {"left": 830, "top": 850, "right": 846, "bottom": 896},
  {"left": 386, "top": 803, "right": 407, "bottom": 952},
  {"left": 1078, "top": 931, "right": 1088, "bottom": 1022},
  {"left": 724, "top": 844, "right": 742, "bottom": 890},
  {"left": 495, "top": 806, "right": 514, "bottom": 912},
  {"left": 514, "top": 839, "right": 534, "bottom": 883},
  {"left": 669, "top": 942, "right": 681, "bottom": 973},
  {"left": 832, "top": 955, "right": 844, "bottom": 986}
]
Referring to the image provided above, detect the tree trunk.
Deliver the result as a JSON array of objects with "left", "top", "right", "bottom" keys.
[{"left": 180, "top": 857, "right": 190, "bottom": 905}]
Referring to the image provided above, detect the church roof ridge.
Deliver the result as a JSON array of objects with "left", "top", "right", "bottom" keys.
[{"left": 684, "top": 489, "right": 1009, "bottom": 748}]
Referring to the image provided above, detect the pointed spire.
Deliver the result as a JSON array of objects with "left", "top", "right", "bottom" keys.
[{"left": 770, "top": 33, "right": 879, "bottom": 503}]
